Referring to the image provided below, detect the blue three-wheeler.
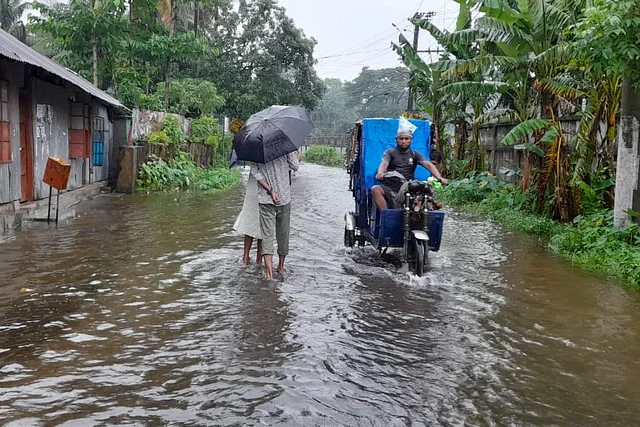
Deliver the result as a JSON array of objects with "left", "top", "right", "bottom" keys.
[{"left": 343, "top": 118, "right": 445, "bottom": 276}]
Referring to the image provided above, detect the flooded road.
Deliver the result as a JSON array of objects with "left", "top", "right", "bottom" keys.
[{"left": 1, "top": 164, "right": 639, "bottom": 426}]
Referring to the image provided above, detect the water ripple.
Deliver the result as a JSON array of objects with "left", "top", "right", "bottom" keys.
[{"left": 0, "top": 164, "right": 638, "bottom": 425}]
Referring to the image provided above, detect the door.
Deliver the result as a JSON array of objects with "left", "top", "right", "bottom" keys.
[{"left": 19, "top": 91, "right": 33, "bottom": 202}]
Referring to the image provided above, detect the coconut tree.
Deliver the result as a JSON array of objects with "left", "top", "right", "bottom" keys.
[{"left": 0, "top": 0, "right": 31, "bottom": 42}]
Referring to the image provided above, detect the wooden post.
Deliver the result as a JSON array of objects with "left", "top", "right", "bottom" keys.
[{"left": 491, "top": 124, "right": 498, "bottom": 174}]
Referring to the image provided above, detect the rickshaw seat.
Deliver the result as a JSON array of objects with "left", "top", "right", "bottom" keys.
[{"left": 360, "top": 118, "right": 432, "bottom": 192}]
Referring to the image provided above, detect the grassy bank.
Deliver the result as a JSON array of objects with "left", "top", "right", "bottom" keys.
[
  {"left": 302, "top": 145, "right": 344, "bottom": 167},
  {"left": 137, "top": 151, "right": 239, "bottom": 193},
  {"left": 440, "top": 173, "right": 640, "bottom": 287}
]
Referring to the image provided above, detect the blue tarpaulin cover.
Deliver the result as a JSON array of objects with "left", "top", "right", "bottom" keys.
[{"left": 361, "top": 118, "right": 431, "bottom": 190}]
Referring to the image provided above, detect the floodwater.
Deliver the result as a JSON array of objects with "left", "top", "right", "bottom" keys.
[{"left": 0, "top": 164, "right": 639, "bottom": 426}]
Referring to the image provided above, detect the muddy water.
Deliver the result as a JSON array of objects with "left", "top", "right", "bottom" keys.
[{"left": 0, "top": 164, "right": 639, "bottom": 426}]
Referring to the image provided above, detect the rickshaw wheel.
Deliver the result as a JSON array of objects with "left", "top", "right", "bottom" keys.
[
  {"left": 344, "top": 229, "right": 355, "bottom": 248},
  {"left": 414, "top": 239, "right": 428, "bottom": 276}
]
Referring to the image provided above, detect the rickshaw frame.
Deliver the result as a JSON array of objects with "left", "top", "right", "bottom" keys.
[{"left": 344, "top": 118, "right": 445, "bottom": 274}]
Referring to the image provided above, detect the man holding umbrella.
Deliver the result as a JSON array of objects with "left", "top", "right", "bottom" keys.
[
  {"left": 250, "top": 152, "right": 299, "bottom": 279},
  {"left": 233, "top": 105, "right": 313, "bottom": 280}
]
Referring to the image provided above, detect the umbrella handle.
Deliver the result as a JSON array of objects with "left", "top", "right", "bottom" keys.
[{"left": 289, "top": 170, "right": 292, "bottom": 185}]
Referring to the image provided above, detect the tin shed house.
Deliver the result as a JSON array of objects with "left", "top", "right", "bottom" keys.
[{"left": 0, "top": 28, "right": 128, "bottom": 218}]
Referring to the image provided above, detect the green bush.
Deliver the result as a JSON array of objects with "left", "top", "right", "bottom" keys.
[
  {"left": 136, "top": 93, "right": 163, "bottom": 112},
  {"left": 155, "top": 78, "right": 225, "bottom": 117},
  {"left": 190, "top": 116, "right": 220, "bottom": 143},
  {"left": 147, "top": 130, "right": 171, "bottom": 146},
  {"left": 162, "top": 115, "right": 185, "bottom": 144},
  {"left": 302, "top": 145, "right": 343, "bottom": 167},
  {"left": 441, "top": 172, "right": 640, "bottom": 287},
  {"left": 212, "top": 134, "right": 234, "bottom": 168},
  {"left": 549, "top": 210, "right": 640, "bottom": 286},
  {"left": 137, "top": 151, "right": 239, "bottom": 193},
  {"left": 441, "top": 171, "right": 511, "bottom": 204},
  {"left": 205, "top": 135, "right": 220, "bottom": 148}
]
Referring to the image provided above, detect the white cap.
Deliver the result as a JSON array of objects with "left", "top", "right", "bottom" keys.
[{"left": 397, "top": 117, "right": 417, "bottom": 137}]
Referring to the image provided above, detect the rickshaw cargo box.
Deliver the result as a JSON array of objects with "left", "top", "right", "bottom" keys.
[
  {"left": 426, "top": 210, "right": 445, "bottom": 251},
  {"left": 43, "top": 157, "right": 71, "bottom": 190}
]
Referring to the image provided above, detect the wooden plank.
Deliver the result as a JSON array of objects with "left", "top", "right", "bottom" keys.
[
  {"left": 8, "top": 73, "right": 20, "bottom": 203},
  {"left": 0, "top": 166, "right": 12, "bottom": 204}
]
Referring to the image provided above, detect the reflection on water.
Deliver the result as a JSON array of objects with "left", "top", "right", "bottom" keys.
[{"left": 1, "top": 164, "right": 639, "bottom": 425}]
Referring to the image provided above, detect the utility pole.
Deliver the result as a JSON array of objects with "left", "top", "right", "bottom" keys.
[
  {"left": 407, "top": 11, "right": 436, "bottom": 113},
  {"left": 614, "top": 69, "right": 640, "bottom": 227}
]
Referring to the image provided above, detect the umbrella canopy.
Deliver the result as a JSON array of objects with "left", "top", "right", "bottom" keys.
[{"left": 233, "top": 105, "right": 314, "bottom": 163}]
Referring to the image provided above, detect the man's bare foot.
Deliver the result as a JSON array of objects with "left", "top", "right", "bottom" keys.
[
  {"left": 264, "top": 254, "right": 274, "bottom": 280},
  {"left": 277, "top": 255, "right": 286, "bottom": 274},
  {"left": 243, "top": 257, "right": 250, "bottom": 265}
]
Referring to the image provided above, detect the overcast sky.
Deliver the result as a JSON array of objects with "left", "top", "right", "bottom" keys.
[{"left": 276, "top": 0, "right": 461, "bottom": 82}]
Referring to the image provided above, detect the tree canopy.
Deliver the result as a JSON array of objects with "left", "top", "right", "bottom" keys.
[
  {"left": 394, "top": 0, "right": 640, "bottom": 221},
  {"left": 28, "top": 0, "right": 326, "bottom": 119},
  {"left": 311, "top": 78, "right": 357, "bottom": 136},
  {"left": 344, "top": 67, "right": 410, "bottom": 119}
]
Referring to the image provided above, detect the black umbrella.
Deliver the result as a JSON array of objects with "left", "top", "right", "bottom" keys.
[{"left": 233, "top": 105, "right": 314, "bottom": 163}]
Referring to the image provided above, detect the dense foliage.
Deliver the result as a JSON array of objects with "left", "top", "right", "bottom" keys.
[
  {"left": 344, "top": 67, "right": 409, "bottom": 119},
  {"left": 302, "top": 146, "right": 344, "bottom": 167},
  {"left": 190, "top": 116, "right": 220, "bottom": 145},
  {"left": 311, "top": 78, "right": 358, "bottom": 136},
  {"left": 394, "top": 0, "right": 640, "bottom": 224},
  {"left": 440, "top": 173, "right": 640, "bottom": 287},
  {"left": 137, "top": 151, "right": 238, "bottom": 192},
  {"left": 312, "top": 68, "right": 412, "bottom": 136},
  {"left": 28, "top": 0, "right": 325, "bottom": 120}
]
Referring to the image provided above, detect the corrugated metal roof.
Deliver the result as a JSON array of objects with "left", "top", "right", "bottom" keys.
[{"left": 0, "top": 28, "right": 125, "bottom": 109}]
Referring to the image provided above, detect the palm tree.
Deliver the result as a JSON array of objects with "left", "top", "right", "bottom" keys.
[{"left": 0, "top": 0, "right": 31, "bottom": 42}]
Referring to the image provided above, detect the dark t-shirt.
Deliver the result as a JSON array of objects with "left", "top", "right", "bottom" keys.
[{"left": 382, "top": 147, "right": 426, "bottom": 181}]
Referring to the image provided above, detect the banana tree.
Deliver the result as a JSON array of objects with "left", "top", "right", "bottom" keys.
[
  {"left": 446, "top": 0, "right": 576, "bottom": 194},
  {"left": 392, "top": 1, "right": 487, "bottom": 165},
  {"left": 440, "top": 80, "right": 513, "bottom": 171},
  {"left": 392, "top": 33, "right": 447, "bottom": 153},
  {"left": 538, "top": 72, "right": 621, "bottom": 204},
  {"left": 501, "top": 115, "right": 576, "bottom": 221}
]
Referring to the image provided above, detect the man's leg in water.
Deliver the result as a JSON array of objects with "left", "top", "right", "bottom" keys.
[
  {"left": 276, "top": 203, "right": 291, "bottom": 273},
  {"left": 259, "top": 204, "right": 277, "bottom": 280},
  {"left": 256, "top": 239, "right": 263, "bottom": 264}
]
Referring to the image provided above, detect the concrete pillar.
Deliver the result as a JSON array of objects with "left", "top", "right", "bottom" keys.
[
  {"left": 614, "top": 76, "right": 640, "bottom": 227},
  {"left": 111, "top": 116, "right": 130, "bottom": 179}
]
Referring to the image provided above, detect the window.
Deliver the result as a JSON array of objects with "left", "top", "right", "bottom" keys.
[
  {"left": 69, "top": 102, "right": 89, "bottom": 159},
  {"left": 0, "top": 80, "right": 10, "bottom": 163},
  {"left": 92, "top": 116, "right": 105, "bottom": 166}
]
